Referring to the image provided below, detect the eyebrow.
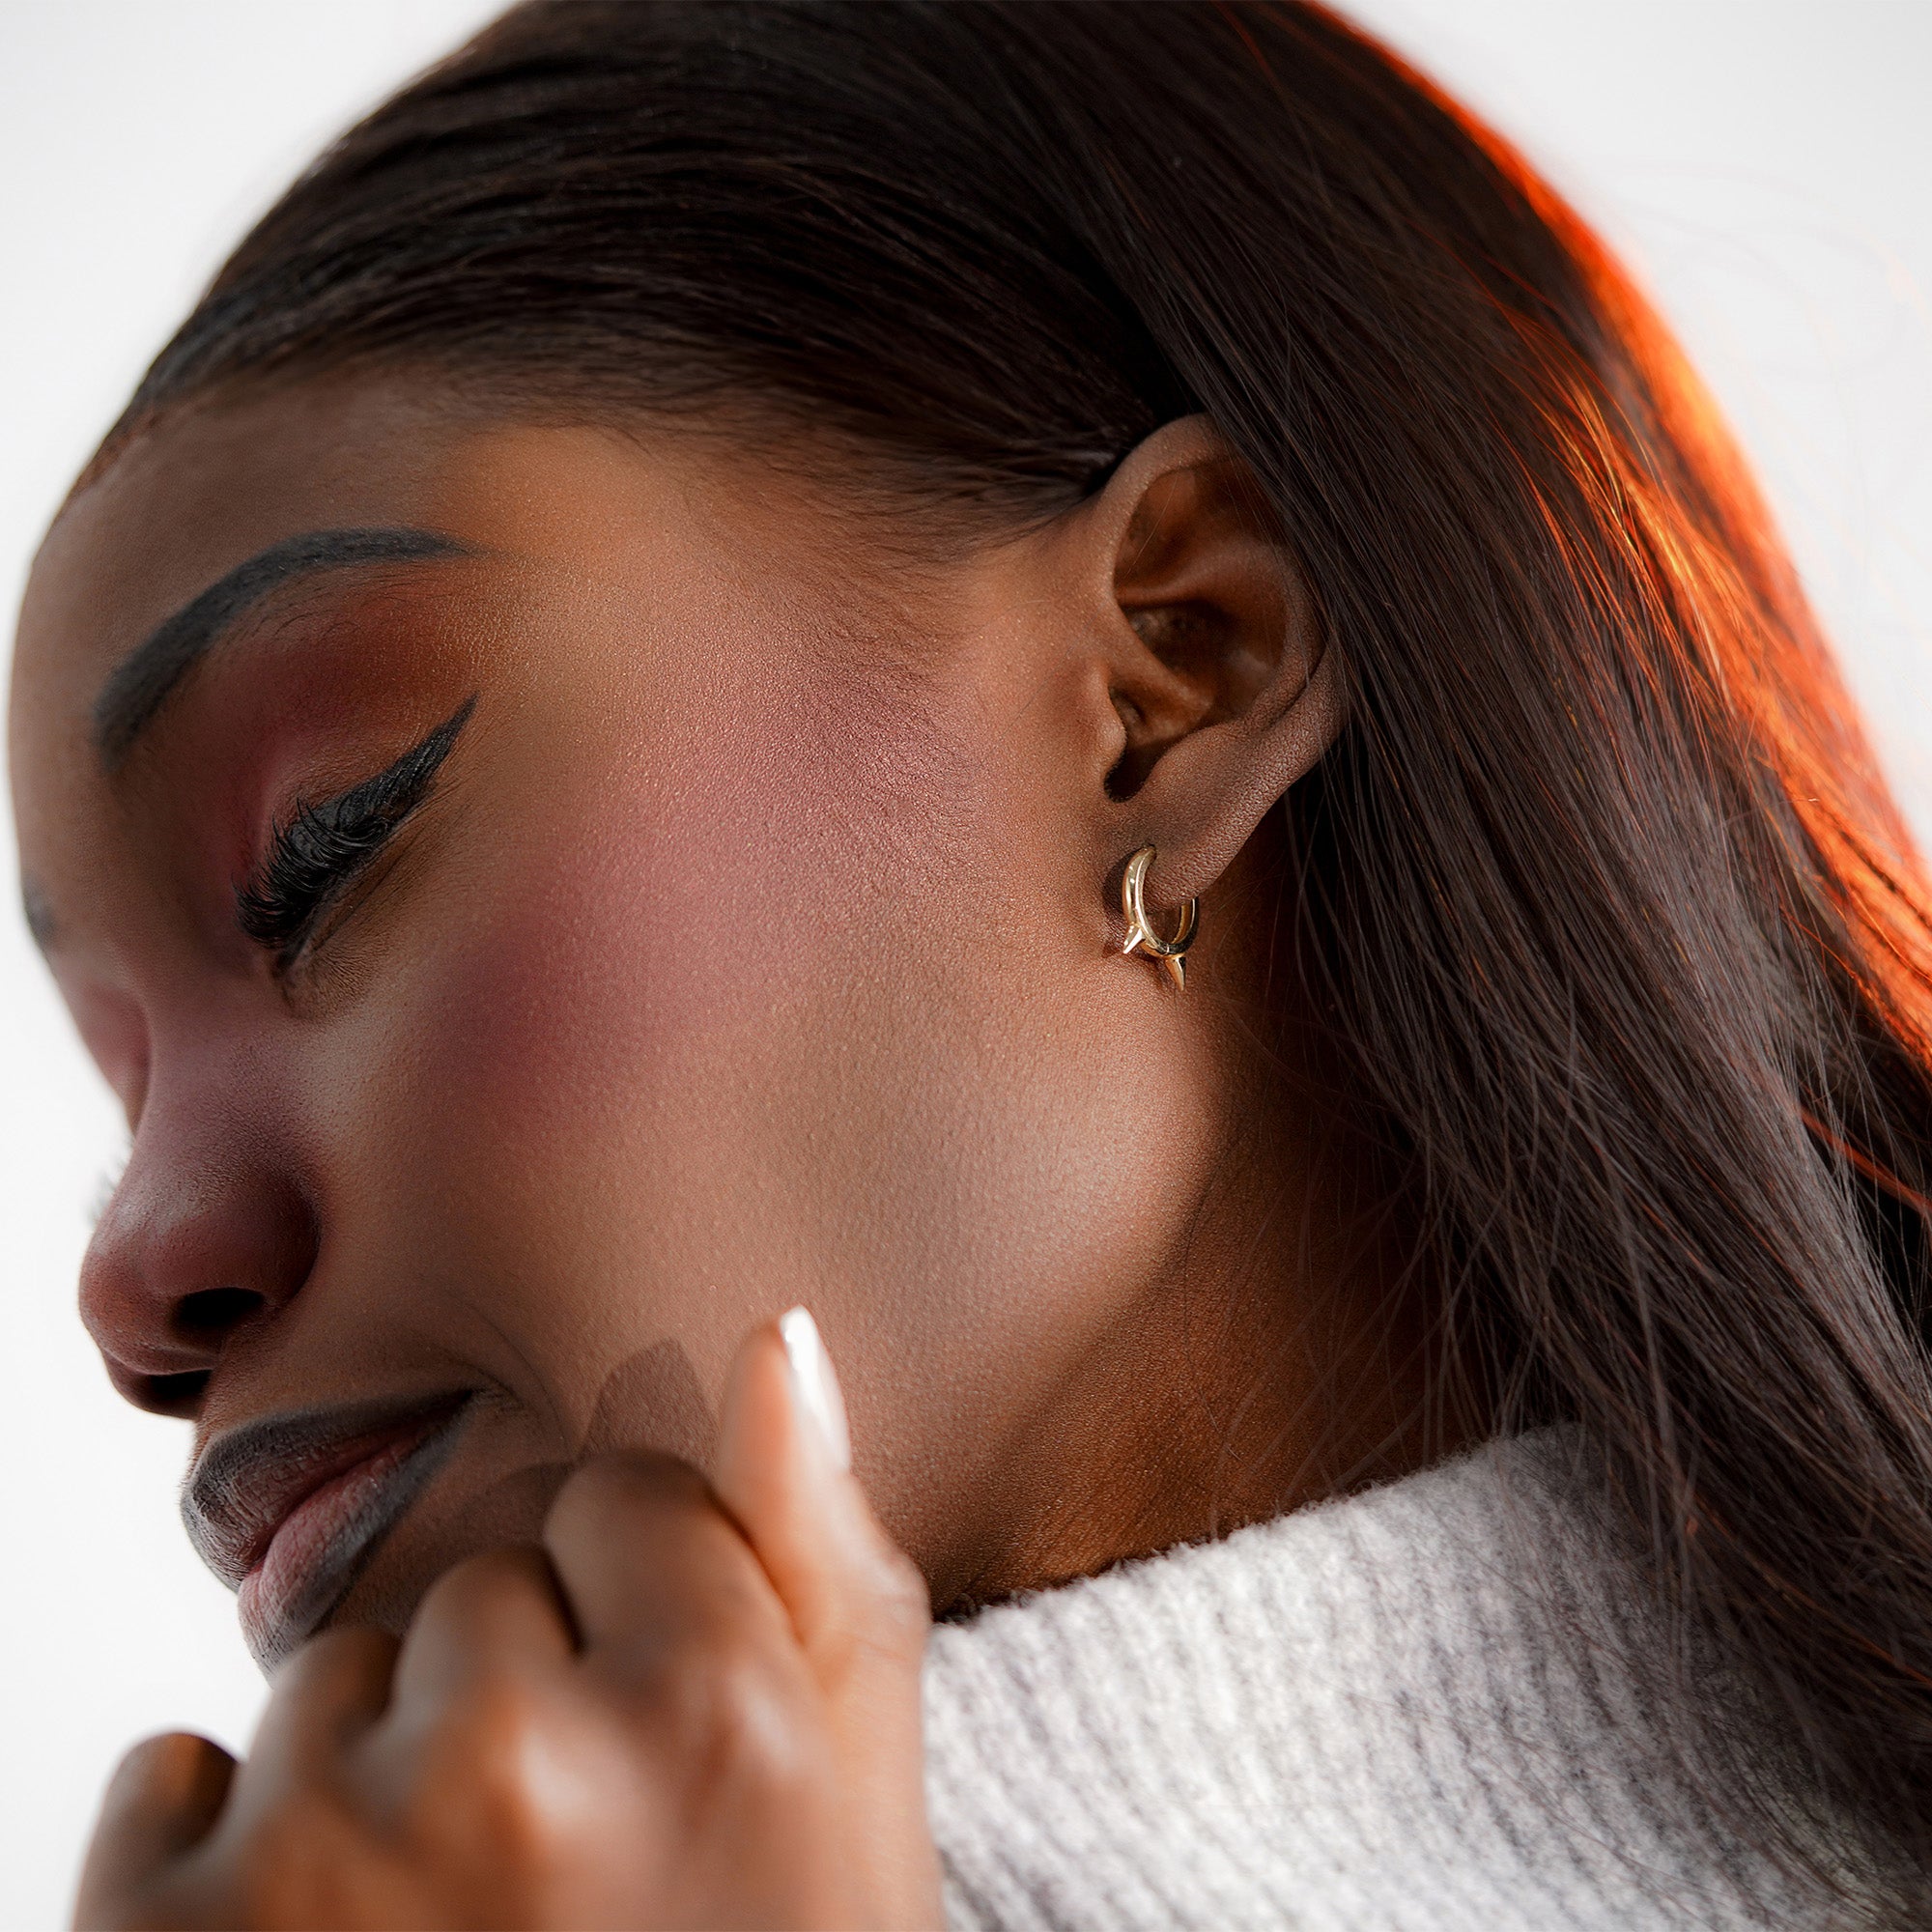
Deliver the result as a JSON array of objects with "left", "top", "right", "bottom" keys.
[{"left": 92, "top": 526, "right": 469, "bottom": 770}]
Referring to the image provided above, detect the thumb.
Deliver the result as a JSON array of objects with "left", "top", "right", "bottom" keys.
[
  {"left": 711, "top": 1306, "right": 931, "bottom": 1685},
  {"left": 74, "top": 1731, "right": 235, "bottom": 1929},
  {"left": 712, "top": 1308, "right": 941, "bottom": 1926}
]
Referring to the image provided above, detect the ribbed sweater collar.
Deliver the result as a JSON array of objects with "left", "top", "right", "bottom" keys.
[{"left": 922, "top": 1432, "right": 1868, "bottom": 1931}]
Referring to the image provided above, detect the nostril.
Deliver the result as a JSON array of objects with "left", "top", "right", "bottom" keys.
[
  {"left": 81, "top": 1147, "right": 317, "bottom": 1417},
  {"left": 174, "top": 1285, "right": 268, "bottom": 1342},
  {"left": 135, "top": 1368, "right": 212, "bottom": 1419}
]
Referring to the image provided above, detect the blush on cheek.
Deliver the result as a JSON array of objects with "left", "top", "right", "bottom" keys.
[
  {"left": 368, "top": 668, "right": 962, "bottom": 1415},
  {"left": 466, "top": 646, "right": 969, "bottom": 1100},
  {"left": 431, "top": 726, "right": 857, "bottom": 1130}
]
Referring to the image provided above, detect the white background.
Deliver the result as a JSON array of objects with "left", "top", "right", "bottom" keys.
[{"left": 3, "top": 2, "right": 1929, "bottom": 1921}]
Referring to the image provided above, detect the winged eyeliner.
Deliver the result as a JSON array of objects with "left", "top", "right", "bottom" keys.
[{"left": 237, "top": 695, "right": 477, "bottom": 970}]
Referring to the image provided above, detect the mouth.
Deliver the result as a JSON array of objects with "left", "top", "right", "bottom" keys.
[{"left": 184, "top": 1392, "right": 473, "bottom": 1672}]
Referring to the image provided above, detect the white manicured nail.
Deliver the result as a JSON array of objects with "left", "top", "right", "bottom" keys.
[{"left": 779, "top": 1305, "right": 852, "bottom": 1473}]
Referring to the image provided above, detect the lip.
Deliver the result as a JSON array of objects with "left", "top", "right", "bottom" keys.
[{"left": 184, "top": 1392, "right": 473, "bottom": 1671}]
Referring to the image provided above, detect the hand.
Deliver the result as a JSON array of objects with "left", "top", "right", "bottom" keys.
[{"left": 75, "top": 1310, "right": 942, "bottom": 1930}]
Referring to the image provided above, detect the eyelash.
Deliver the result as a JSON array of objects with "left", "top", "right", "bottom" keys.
[{"left": 236, "top": 696, "right": 475, "bottom": 972}]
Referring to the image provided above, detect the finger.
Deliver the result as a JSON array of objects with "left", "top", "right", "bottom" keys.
[
  {"left": 74, "top": 1732, "right": 236, "bottom": 1926},
  {"left": 711, "top": 1310, "right": 940, "bottom": 1915},
  {"left": 352, "top": 1548, "right": 579, "bottom": 1832},
  {"left": 542, "top": 1451, "right": 793, "bottom": 1672},
  {"left": 245, "top": 1623, "right": 398, "bottom": 1795},
  {"left": 711, "top": 1308, "right": 931, "bottom": 1687},
  {"left": 387, "top": 1545, "right": 575, "bottom": 1714}
]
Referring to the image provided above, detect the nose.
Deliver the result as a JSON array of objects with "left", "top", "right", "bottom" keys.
[{"left": 80, "top": 1106, "right": 317, "bottom": 1418}]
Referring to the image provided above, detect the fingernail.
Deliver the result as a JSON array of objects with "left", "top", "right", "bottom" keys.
[{"left": 779, "top": 1305, "right": 852, "bottom": 1474}]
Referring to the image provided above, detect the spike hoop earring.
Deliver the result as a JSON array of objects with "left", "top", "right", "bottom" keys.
[{"left": 1121, "top": 844, "right": 1199, "bottom": 990}]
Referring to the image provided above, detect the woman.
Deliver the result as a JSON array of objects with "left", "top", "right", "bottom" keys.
[{"left": 13, "top": 1, "right": 1932, "bottom": 1923}]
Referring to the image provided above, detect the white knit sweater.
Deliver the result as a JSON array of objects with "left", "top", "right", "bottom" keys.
[{"left": 922, "top": 1432, "right": 1881, "bottom": 1930}]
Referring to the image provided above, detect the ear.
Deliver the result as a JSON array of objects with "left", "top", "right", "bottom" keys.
[{"left": 1056, "top": 415, "right": 1343, "bottom": 908}]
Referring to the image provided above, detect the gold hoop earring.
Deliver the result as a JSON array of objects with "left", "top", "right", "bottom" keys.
[{"left": 1121, "top": 844, "right": 1199, "bottom": 990}]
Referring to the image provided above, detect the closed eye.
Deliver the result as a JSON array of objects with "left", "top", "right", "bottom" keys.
[{"left": 237, "top": 696, "right": 475, "bottom": 973}]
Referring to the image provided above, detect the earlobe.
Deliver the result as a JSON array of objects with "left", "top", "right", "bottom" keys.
[{"left": 1071, "top": 416, "right": 1345, "bottom": 909}]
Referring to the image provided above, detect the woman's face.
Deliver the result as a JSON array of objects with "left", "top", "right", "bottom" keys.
[{"left": 12, "top": 376, "right": 1379, "bottom": 1667}]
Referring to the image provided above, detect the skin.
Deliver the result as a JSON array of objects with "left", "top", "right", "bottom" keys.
[
  {"left": 12, "top": 374, "right": 1454, "bottom": 1923},
  {"left": 73, "top": 1322, "right": 944, "bottom": 1928}
]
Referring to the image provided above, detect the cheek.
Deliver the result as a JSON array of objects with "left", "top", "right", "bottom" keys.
[
  {"left": 339, "top": 649, "right": 1220, "bottom": 1516},
  {"left": 349, "top": 667, "right": 968, "bottom": 1424}
]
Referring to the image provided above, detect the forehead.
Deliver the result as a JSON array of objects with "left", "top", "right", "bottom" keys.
[
  {"left": 17, "top": 381, "right": 500, "bottom": 733},
  {"left": 8, "top": 380, "right": 869, "bottom": 863},
  {"left": 12, "top": 377, "right": 921, "bottom": 731}
]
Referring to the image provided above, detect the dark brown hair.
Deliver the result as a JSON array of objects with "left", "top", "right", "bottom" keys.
[{"left": 109, "top": 0, "right": 1932, "bottom": 1907}]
